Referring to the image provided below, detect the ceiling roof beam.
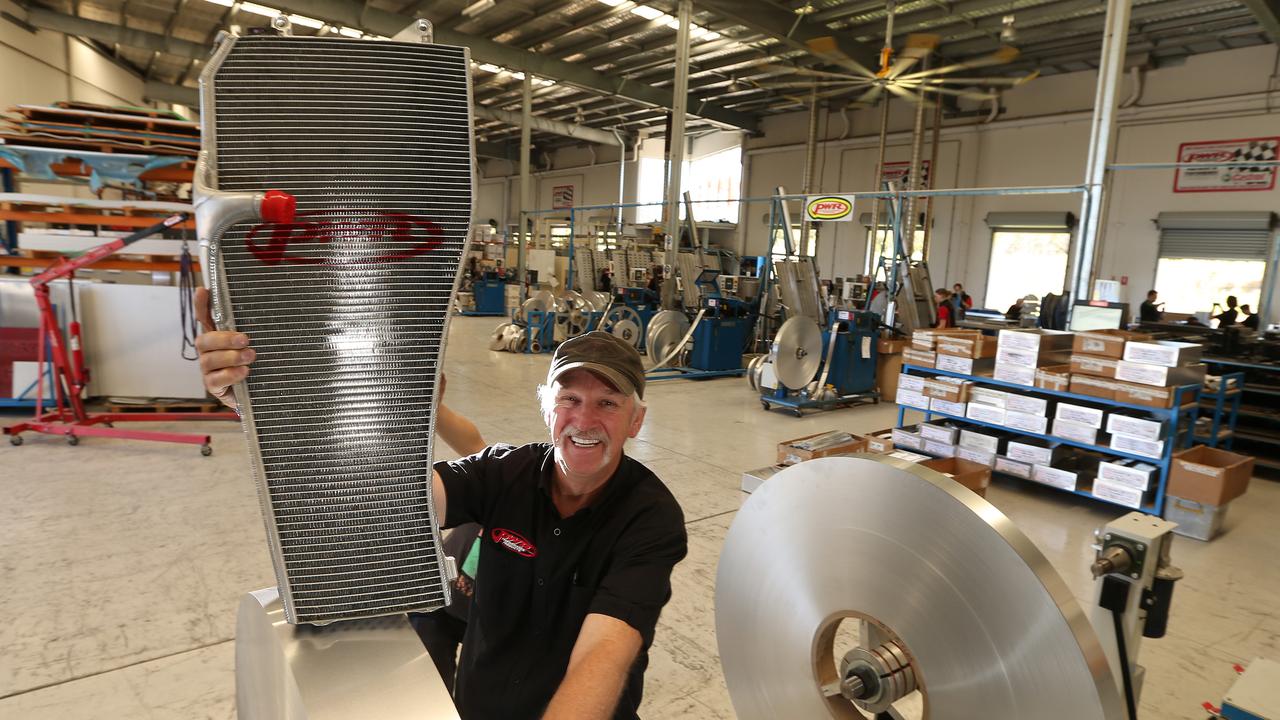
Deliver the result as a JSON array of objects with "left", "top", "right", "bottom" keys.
[
  {"left": 1237, "top": 0, "right": 1280, "bottom": 43},
  {"left": 692, "top": 0, "right": 879, "bottom": 70}
]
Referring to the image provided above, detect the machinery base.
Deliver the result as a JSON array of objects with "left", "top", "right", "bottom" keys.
[
  {"left": 4, "top": 408, "right": 237, "bottom": 453},
  {"left": 647, "top": 366, "right": 747, "bottom": 382},
  {"left": 236, "top": 587, "right": 459, "bottom": 720},
  {"left": 760, "top": 391, "right": 880, "bottom": 417}
]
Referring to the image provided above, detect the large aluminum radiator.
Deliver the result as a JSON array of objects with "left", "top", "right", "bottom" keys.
[{"left": 195, "top": 30, "right": 472, "bottom": 625}]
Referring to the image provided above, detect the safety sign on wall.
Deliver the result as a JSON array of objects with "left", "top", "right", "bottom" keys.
[
  {"left": 1174, "top": 137, "right": 1278, "bottom": 193},
  {"left": 879, "top": 160, "right": 931, "bottom": 189},
  {"left": 552, "top": 184, "right": 575, "bottom": 208},
  {"left": 804, "top": 195, "right": 855, "bottom": 222}
]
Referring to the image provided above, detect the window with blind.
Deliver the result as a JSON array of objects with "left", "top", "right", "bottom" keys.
[{"left": 1154, "top": 212, "right": 1276, "bottom": 317}]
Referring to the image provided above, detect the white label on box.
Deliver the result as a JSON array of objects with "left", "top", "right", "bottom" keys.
[
  {"left": 1115, "top": 360, "right": 1170, "bottom": 386},
  {"left": 1008, "top": 440, "right": 1054, "bottom": 466},
  {"left": 994, "top": 363, "right": 1036, "bottom": 386},
  {"left": 867, "top": 437, "right": 893, "bottom": 453},
  {"left": 996, "top": 456, "right": 1033, "bottom": 478},
  {"left": 1106, "top": 414, "right": 1165, "bottom": 441},
  {"left": 923, "top": 439, "right": 957, "bottom": 458},
  {"left": 892, "top": 431, "right": 924, "bottom": 451},
  {"left": 935, "top": 354, "right": 975, "bottom": 375},
  {"left": 888, "top": 449, "right": 930, "bottom": 463},
  {"left": 1032, "top": 464, "right": 1078, "bottom": 490},
  {"left": 1005, "top": 410, "right": 1049, "bottom": 434},
  {"left": 998, "top": 329, "right": 1044, "bottom": 352},
  {"left": 1080, "top": 336, "right": 1112, "bottom": 354},
  {"left": 929, "top": 398, "right": 967, "bottom": 418},
  {"left": 1053, "top": 417, "right": 1099, "bottom": 445},
  {"left": 1056, "top": 403, "right": 1104, "bottom": 428},
  {"left": 1005, "top": 393, "right": 1049, "bottom": 416},
  {"left": 957, "top": 446, "right": 996, "bottom": 467},
  {"left": 996, "top": 347, "right": 1040, "bottom": 368},
  {"left": 898, "top": 373, "right": 926, "bottom": 392},
  {"left": 1110, "top": 433, "right": 1164, "bottom": 459},
  {"left": 921, "top": 421, "right": 959, "bottom": 443},
  {"left": 969, "top": 387, "right": 1008, "bottom": 408},
  {"left": 966, "top": 402, "right": 1006, "bottom": 425},
  {"left": 1092, "top": 478, "right": 1144, "bottom": 509},
  {"left": 896, "top": 388, "right": 929, "bottom": 408},
  {"left": 959, "top": 429, "right": 1001, "bottom": 454},
  {"left": 1098, "top": 461, "right": 1156, "bottom": 490},
  {"left": 1123, "top": 340, "right": 1198, "bottom": 367}
]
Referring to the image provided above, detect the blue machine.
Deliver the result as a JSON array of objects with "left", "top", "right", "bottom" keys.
[
  {"left": 462, "top": 270, "right": 507, "bottom": 316},
  {"left": 613, "top": 286, "right": 659, "bottom": 347},
  {"left": 761, "top": 308, "right": 880, "bottom": 416},
  {"left": 648, "top": 269, "right": 751, "bottom": 382}
]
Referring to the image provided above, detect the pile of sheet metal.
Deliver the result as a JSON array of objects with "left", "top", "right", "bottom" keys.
[{"left": 2, "top": 101, "right": 199, "bottom": 158}]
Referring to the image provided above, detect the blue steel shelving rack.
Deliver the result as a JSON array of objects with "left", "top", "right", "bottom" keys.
[{"left": 897, "top": 363, "right": 1202, "bottom": 516}]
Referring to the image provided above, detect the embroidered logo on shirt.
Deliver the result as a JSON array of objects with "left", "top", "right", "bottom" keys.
[{"left": 492, "top": 528, "right": 538, "bottom": 558}]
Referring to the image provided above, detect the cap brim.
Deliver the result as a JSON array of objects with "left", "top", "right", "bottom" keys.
[{"left": 547, "top": 361, "right": 636, "bottom": 397}]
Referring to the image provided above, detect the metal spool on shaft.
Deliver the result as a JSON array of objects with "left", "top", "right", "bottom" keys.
[
  {"left": 647, "top": 310, "right": 690, "bottom": 364},
  {"left": 603, "top": 306, "right": 644, "bottom": 348},
  {"left": 716, "top": 456, "right": 1124, "bottom": 720},
  {"left": 771, "top": 316, "right": 823, "bottom": 390}
]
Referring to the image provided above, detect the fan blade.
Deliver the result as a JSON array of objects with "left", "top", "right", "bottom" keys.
[
  {"left": 755, "top": 80, "right": 874, "bottom": 89},
  {"left": 763, "top": 64, "right": 870, "bottom": 81},
  {"left": 805, "top": 36, "right": 876, "bottom": 78},
  {"left": 886, "top": 34, "right": 940, "bottom": 79},
  {"left": 912, "top": 73, "right": 1037, "bottom": 86},
  {"left": 896, "top": 46, "right": 1021, "bottom": 81},
  {"left": 884, "top": 83, "right": 925, "bottom": 104},
  {"left": 852, "top": 86, "right": 883, "bottom": 106}
]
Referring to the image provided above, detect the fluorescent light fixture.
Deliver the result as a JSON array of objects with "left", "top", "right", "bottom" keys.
[
  {"left": 461, "top": 0, "right": 496, "bottom": 17},
  {"left": 665, "top": 17, "right": 680, "bottom": 29},
  {"left": 337, "top": 26, "right": 363, "bottom": 37},
  {"left": 288, "top": 14, "right": 324, "bottom": 28},
  {"left": 202, "top": 0, "right": 234, "bottom": 6},
  {"left": 598, "top": 0, "right": 626, "bottom": 5},
  {"left": 702, "top": 30, "right": 720, "bottom": 40},
  {"left": 239, "top": 2, "right": 278, "bottom": 17},
  {"left": 478, "top": 63, "right": 503, "bottom": 72},
  {"left": 630, "top": 5, "right": 662, "bottom": 20}
]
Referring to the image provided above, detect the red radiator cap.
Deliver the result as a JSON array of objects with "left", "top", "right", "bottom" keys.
[{"left": 261, "top": 190, "right": 297, "bottom": 223}]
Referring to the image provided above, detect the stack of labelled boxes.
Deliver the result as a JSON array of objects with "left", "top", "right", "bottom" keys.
[
  {"left": 903, "top": 328, "right": 986, "bottom": 370},
  {"left": 933, "top": 331, "right": 997, "bottom": 376},
  {"left": 1114, "top": 340, "right": 1208, "bottom": 409},
  {"left": 1068, "top": 328, "right": 1152, "bottom": 403},
  {"left": 993, "top": 329, "right": 1073, "bottom": 388}
]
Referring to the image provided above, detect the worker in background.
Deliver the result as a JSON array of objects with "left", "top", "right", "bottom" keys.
[
  {"left": 934, "top": 288, "right": 954, "bottom": 328},
  {"left": 1005, "top": 297, "right": 1025, "bottom": 320},
  {"left": 867, "top": 281, "right": 888, "bottom": 319},
  {"left": 1213, "top": 295, "right": 1240, "bottom": 327},
  {"left": 599, "top": 267, "right": 614, "bottom": 293},
  {"left": 646, "top": 266, "right": 663, "bottom": 294},
  {"left": 950, "top": 283, "right": 973, "bottom": 322},
  {"left": 1140, "top": 290, "right": 1164, "bottom": 322},
  {"left": 195, "top": 293, "right": 688, "bottom": 720},
  {"left": 1241, "top": 304, "right": 1259, "bottom": 331}
]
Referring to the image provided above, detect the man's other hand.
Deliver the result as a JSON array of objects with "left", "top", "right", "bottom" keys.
[{"left": 195, "top": 287, "right": 254, "bottom": 409}]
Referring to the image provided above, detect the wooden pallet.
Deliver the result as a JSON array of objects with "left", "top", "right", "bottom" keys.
[{"left": 103, "top": 399, "right": 225, "bottom": 414}]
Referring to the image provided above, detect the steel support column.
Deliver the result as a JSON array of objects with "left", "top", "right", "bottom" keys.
[
  {"left": 799, "top": 85, "right": 819, "bottom": 255},
  {"left": 664, "top": 0, "right": 693, "bottom": 273},
  {"left": 518, "top": 73, "right": 532, "bottom": 300},
  {"left": 1069, "top": 0, "right": 1133, "bottom": 303}
]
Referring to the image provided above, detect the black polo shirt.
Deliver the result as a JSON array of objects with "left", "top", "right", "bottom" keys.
[{"left": 435, "top": 442, "right": 687, "bottom": 720}]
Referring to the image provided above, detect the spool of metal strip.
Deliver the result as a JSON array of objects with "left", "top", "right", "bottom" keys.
[
  {"left": 647, "top": 310, "right": 690, "bottom": 364},
  {"left": 716, "top": 456, "right": 1125, "bottom": 720},
  {"left": 603, "top": 305, "right": 644, "bottom": 348},
  {"left": 771, "top": 316, "right": 823, "bottom": 390}
]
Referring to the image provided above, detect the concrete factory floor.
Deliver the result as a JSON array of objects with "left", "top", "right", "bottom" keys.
[{"left": 3, "top": 315, "right": 1279, "bottom": 719}]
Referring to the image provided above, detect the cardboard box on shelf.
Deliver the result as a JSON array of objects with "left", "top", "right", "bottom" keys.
[
  {"left": 877, "top": 342, "right": 906, "bottom": 400},
  {"left": 1114, "top": 381, "right": 1177, "bottom": 408},
  {"left": 1056, "top": 402, "right": 1105, "bottom": 428},
  {"left": 936, "top": 334, "right": 997, "bottom": 359},
  {"left": 998, "top": 328, "right": 1075, "bottom": 354},
  {"left": 966, "top": 402, "right": 1006, "bottom": 426},
  {"left": 957, "top": 446, "right": 997, "bottom": 467},
  {"left": 922, "top": 377, "right": 971, "bottom": 403},
  {"left": 1005, "top": 393, "right": 1050, "bottom": 417},
  {"left": 866, "top": 429, "right": 896, "bottom": 454},
  {"left": 1007, "top": 439, "right": 1066, "bottom": 466},
  {"left": 892, "top": 426, "right": 925, "bottom": 451},
  {"left": 1070, "top": 375, "right": 1119, "bottom": 401},
  {"left": 1123, "top": 340, "right": 1203, "bottom": 368},
  {"left": 1165, "top": 496, "right": 1229, "bottom": 541},
  {"left": 887, "top": 449, "right": 931, "bottom": 464},
  {"left": 1091, "top": 477, "right": 1145, "bottom": 509},
  {"left": 777, "top": 431, "right": 869, "bottom": 466},
  {"left": 1098, "top": 458, "right": 1158, "bottom": 490},
  {"left": 912, "top": 328, "right": 980, "bottom": 352},
  {"left": 920, "top": 456, "right": 992, "bottom": 497},
  {"left": 1053, "top": 417, "right": 1101, "bottom": 445},
  {"left": 923, "top": 439, "right": 958, "bottom": 458},
  {"left": 896, "top": 387, "right": 929, "bottom": 409},
  {"left": 1034, "top": 364, "right": 1071, "bottom": 392},
  {"left": 1109, "top": 433, "right": 1164, "bottom": 459},
  {"left": 1070, "top": 354, "right": 1119, "bottom": 379},
  {"left": 898, "top": 373, "right": 927, "bottom": 392},
  {"left": 935, "top": 354, "right": 995, "bottom": 376},
  {"left": 920, "top": 419, "right": 962, "bottom": 445},
  {"left": 995, "top": 362, "right": 1037, "bottom": 387},
  {"left": 878, "top": 339, "right": 909, "bottom": 354},
  {"left": 995, "top": 455, "right": 1034, "bottom": 479},
  {"left": 1168, "top": 445, "right": 1254, "bottom": 506},
  {"left": 960, "top": 428, "right": 1007, "bottom": 455},
  {"left": 1115, "top": 361, "right": 1208, "bottom": 388},
  {"left": 1005, "top": 409, "right": 1049, "bottom": 434},
  {"left": 929, "top": 397, "right": 968, "bottom": 417},
  {"left": 1072, "top": 329, "right": 1153, "bottom": 359},
  {"left": 996, "top": 346, "right": 1072, "bottom": 369},
  {"left": 902, "top": 348, "right": 936, "bottom": 368},
  {"left": 969, "top": 386, "right": 1009, "bottom": 408},
  {"left": 1032, "top": 463, "right": 1079, "bottom": 491}
]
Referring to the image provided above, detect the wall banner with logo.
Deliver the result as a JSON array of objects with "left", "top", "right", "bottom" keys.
[
  {"left": 1173, "top": 137, "right": 1278, "bottom": 193},
  {"left": 552, "top": 184, "right": 576, "bottom": 208},
  {"left": 879, "top": 160, "right": 931, "bottom": 189},
  {"left": 804, "top": 195, "right": 856, "bottom": 222}
]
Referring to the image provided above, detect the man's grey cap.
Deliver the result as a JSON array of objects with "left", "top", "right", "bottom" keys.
[{"left": 547, "top": 331, "right": 646, "bottom": 399}]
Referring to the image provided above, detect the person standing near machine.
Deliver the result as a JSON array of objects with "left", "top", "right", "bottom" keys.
[
  {"left": 1139, "top": 290, "right": 1164, "bottom": 322},
  {"left": 599, "top": 267, "right": 614, "bottom": 293},
  {"left": 934, "top": 288, "right": 954, "bottom": 328},
  {"left": 950, "top": 283, "right": 972, "bottom": 322},
  {"left": 1214, "top": 295, "right": 1240, "bottom": 327},
  {"left": 1241, "top": 304, "right": 1259, "bottom": 330}
]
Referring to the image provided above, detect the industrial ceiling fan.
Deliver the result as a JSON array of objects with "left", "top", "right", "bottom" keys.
[{"left": 755, "top": 1, "right": 1038, "bottom": 106}]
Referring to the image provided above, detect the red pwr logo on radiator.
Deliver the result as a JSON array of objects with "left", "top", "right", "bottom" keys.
[{"left": 245, "top": 212, "right": 445, "bottom": 265}]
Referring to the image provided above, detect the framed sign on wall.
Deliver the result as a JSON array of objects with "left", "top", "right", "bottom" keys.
[{"left": 1173, "top": 137, "right": 1278, "bottom": 193}]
